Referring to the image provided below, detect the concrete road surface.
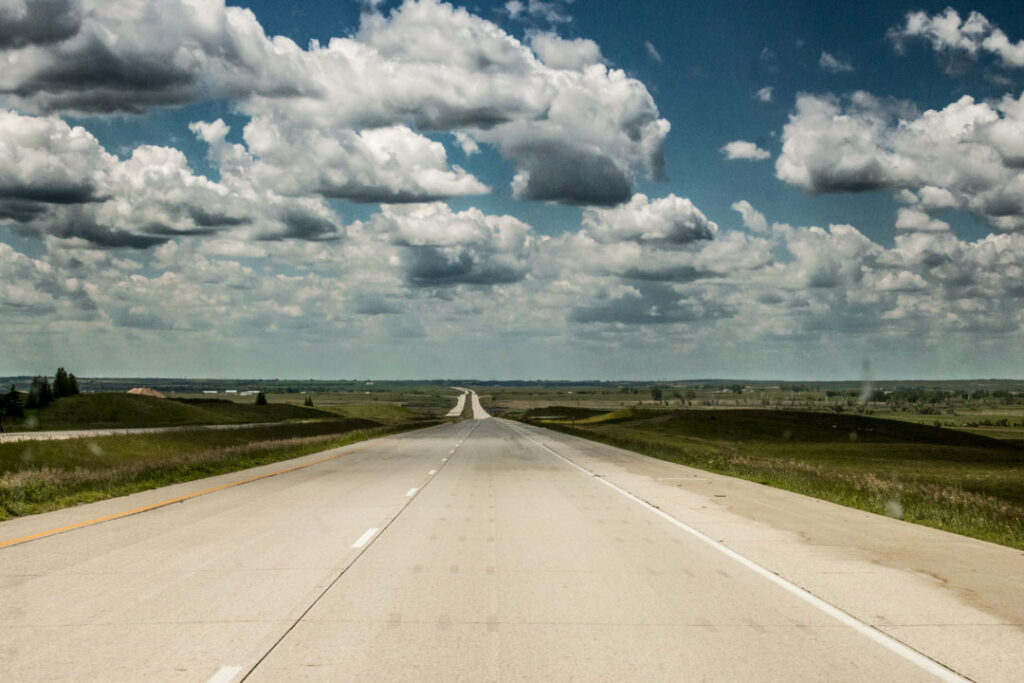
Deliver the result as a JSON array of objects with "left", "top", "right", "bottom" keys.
[
  {"left": 469, "top": 390, "right": 490, "bottom": 419},
  {"left": 450, "top": 388, "right": 489, "bottom": 420},
  {"left": 1, "top": 417, "right": 1021, "bottom": 682},
  {"left": 444, "top": 390, "right": 468, "bottom": 418}
]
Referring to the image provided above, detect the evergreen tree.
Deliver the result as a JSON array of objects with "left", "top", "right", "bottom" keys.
[
  {"left": 3, "top": 386, "right": 24, "bottom": 418},
  {"left": 27, "top": 376, "right": 53, "bottom": 409},
  {"left": 0, "top": 385, "right": 24, "bottom": 431},
  {"left": 68, "top": 373, "right": 80, "bottom": 395},
  {"left": 255, "top": 391, "right": 268, "bottom": 406},
  {"left": 54, "top": 367, "right": 71, "bottom": 398},
  {"left": 303, "top": 395, "right": 314, "bottom": 407}
]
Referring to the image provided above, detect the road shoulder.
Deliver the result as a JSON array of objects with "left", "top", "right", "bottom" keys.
[{"left": 508, "top": 419, "right": 1024, "bottom": 683}]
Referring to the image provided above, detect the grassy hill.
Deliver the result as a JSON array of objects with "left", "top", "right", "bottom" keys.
[
  {"left": 317, "top": 402, "right": 421, "bottom": 424},
  {"left": 523, "top": 407, "right": 1024, "bottom": 549},
  {"left": 0, "top": 417, "right": 440, "bottom": 519},
  {"left": 6, "top": 393, "right": 339, "bottom": 432}
]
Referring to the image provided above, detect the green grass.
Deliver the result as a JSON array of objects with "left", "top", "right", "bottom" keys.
[
  {"left": 322, "top": 403, "right": 421, "bottom": 423},
  {"left": 0, "top": 417, "right": 440, "bottom": 519},
  {"left": 522, "top": 408, "right": 1024, "bottom": 550},
  {"left": 258, "top": 388, "right": 463, "bottom": 419},
  {"left": 5, "top": 393, "right": 338, "bottom": 432},
  {"left": 260, "top": 396, "right": 423, "bottom": 424}
]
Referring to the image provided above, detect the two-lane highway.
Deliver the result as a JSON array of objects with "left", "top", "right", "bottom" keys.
[{"left": 2, "top": 416, "right": 1021, "bottom": 681}]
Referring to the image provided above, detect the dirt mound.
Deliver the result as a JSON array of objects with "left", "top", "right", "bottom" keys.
[{"left": 126, "top": 387, "right": 166, "bottom": 399}]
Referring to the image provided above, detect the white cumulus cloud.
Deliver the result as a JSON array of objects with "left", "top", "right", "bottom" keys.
[
  {"left": 721, "top": 140, "right": 771, "bottom": 161},
  {"left": 777, "top": 90, "right": 1024, "bottom": 230},
  {"left": 582, "top": 193, "right": 717, "bottom": 245},
  {"left": 0, "top": 0, "right": 668, "bottom": 207},
  {"left": 528, "top": 31, "right": 602, "bottom": 70}
]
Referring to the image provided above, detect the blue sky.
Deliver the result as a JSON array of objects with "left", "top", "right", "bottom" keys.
[{"left": 2, "top": 1, "right": 1024, "bottom": 379}]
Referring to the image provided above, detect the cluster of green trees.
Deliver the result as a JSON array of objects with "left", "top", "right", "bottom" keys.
[
  {"left": 0, "top": 368, "right": 82, "bottom": 429},
  {"left": 0, "top": 370, "right": 82, "bottom": 430},
  {"left": 26, "top": 367, "right": 80, "bottom": 409},
  {"left": 649, "top": 386, "right": 702, "bottom": 403}
]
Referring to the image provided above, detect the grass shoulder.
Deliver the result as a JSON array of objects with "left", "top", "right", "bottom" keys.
[
  {"left": 519, "top": 407, "right": 1024, "bottom": 550},
  {"left": 0, "top": 417, "right": 440, "bottom": 520}
]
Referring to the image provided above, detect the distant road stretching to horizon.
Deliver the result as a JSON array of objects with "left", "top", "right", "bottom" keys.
[{"left": 1, "top": 410, "right": 1021, "bottom": 681}]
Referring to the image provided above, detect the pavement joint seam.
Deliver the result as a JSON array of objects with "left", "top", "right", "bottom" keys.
[{"left": 237, "top": 420, "right": 481, "bottom": 682}]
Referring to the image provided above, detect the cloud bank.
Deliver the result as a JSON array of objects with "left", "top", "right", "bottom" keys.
[
  {"left": 2, "top": 0, "right": 1024, "bottom": 378},
  {"left": 777, "top": 90, "right": 1024, "bottom": 230},
  {"left": 0, "top": 0, "right": 667, "bottom": 207}
]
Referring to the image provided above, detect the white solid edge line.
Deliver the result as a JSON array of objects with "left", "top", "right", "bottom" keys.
[
  {"left": 406, "top": 488, "right": 418, "bottom": 497},
  {"left": 206, "top": 666, "right": 242, "bottom": 683},
  {"left": 506, "top": 421, "right": 969, "bottom": 683},
  {"left": 351, "top": 527, "right": 379, "bottom": 549}
]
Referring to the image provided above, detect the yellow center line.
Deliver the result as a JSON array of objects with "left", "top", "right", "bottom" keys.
[{"left": 0, "top": 444, "right": 370, "bottom": 550}]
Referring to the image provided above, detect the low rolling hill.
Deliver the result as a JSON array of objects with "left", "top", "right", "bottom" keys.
[{"left": 7, "top": 393, "right": 339, "bottom": 432}]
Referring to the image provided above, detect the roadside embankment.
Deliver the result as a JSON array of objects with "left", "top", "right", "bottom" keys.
[{"left": 0, "top": 418, "right": 439, "bottom": 520}]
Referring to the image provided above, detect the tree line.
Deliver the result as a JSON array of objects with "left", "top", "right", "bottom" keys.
[
  {"left": 0, "top": 367, "right": 81, "bottom": 431},
  {"left": 26, "top": 367, "right": 81, "bottom": 408}
]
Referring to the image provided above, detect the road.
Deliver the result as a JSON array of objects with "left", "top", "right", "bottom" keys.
[
  {"left": 1, "top": 417, "right": 1022, "bottom": 682},
  {"left": 444, "top": 390, "right": 468, "bottom": 417},
  {"left": 448, "top": 388, "right": 490, "bottom": 420}
]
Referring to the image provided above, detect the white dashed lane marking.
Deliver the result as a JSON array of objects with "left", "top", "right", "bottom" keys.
[
  {"left": 206, "top": 665, "right": 242, "bottom": 683},
  {"left": 351, "top": 528, "right": 379, "bottom": 549}
]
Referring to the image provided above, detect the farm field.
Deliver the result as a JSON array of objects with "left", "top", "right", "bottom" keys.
[{"left": 241, "top": 385, "right": 460, "bottom": 421}]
